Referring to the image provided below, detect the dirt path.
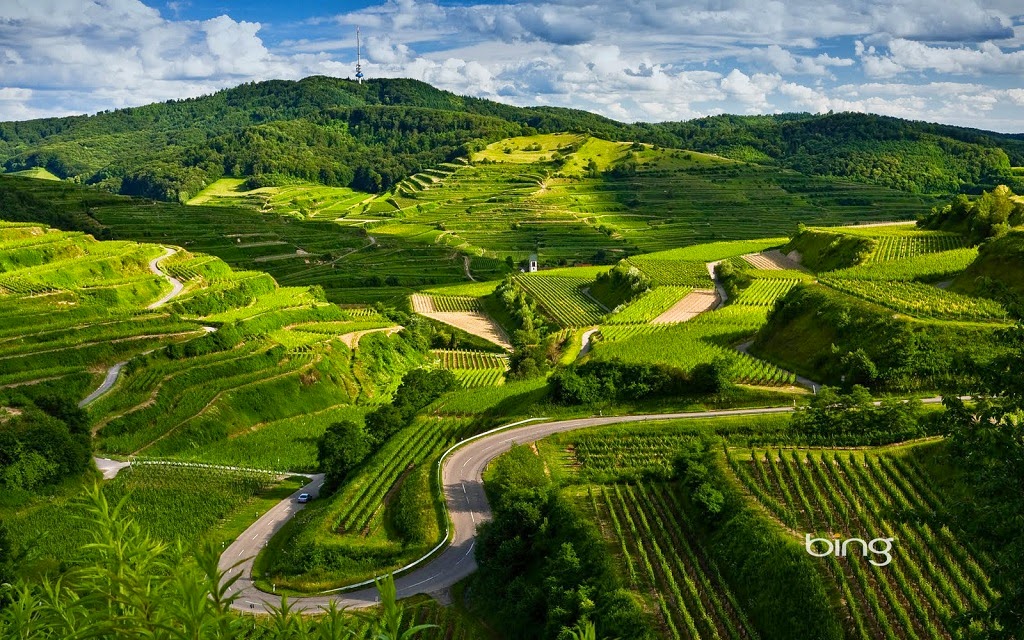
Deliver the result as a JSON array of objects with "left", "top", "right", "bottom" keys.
[
  {"left": 578, "top": 328, "right": 600, "bottom": 358},
  {"left": 741, "top": 249, "right": 806, "bottom": 271},
  {"left": 463, "top": 255, "right": 476, "bottom": 281},
  {"left": 79, "top": 362, "right": 127, "bottom": 408},
  {"left": 651, "top": 289, "right": 719, "bottom": 324},
  {"left": 339, "top": 326, "right": 402, "bottom": 349},
  {"left": 706, "top": 260, "right": 728, "bottom": 306}
]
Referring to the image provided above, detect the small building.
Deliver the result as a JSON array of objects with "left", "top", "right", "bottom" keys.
[{"left": 528, "top": 253, "right": 538, "bottom": 272}]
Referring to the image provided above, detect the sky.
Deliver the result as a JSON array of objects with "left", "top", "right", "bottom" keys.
[{"left": 1, "top": 0, "right": 1022, "bottom": 131}]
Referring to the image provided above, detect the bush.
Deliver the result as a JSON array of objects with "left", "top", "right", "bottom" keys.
[{"left": 316, "top": 420, "right": 371, "bottom": 490}]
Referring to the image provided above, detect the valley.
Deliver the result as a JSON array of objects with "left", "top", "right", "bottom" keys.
[{"left": 1, "top": 77, "right": 1023, "bottom": 640}]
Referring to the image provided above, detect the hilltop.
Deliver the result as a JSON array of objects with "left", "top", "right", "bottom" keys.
[{"left": 1, "top": 76, "right": 1021, "bottom": 202}]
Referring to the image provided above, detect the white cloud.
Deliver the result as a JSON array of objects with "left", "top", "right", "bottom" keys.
[
  {"left": 0, "top": 0, "right": 1022, "bottom": 131},
  {"left": 749, "top": 45, "right": 854, "bottom": 75}
]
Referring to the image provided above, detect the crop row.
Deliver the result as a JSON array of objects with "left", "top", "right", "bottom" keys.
[
  {"left": 589, "top": 482, "right": 758, "bottom": 639},
  {"left": 821, "top": 278, "right": 1008, "bottom": 322},
  {"left": 596, "top": 306, "right": 795, "bottom": 386},
  {"left": 733, "top": 279, "right": 797, "bottom": 307},
  {"left": 729, "top": 448, "right": 994, "bottom": 640},
  {"left": 514, "top": 275, "right": 606, "bottom": 327},
  {"left": 333, "top": 417, "right": 476, "bottom": 536},
  {"left": 432, "top": 349, "right": 508, "bottom": 370},
  {"left": 428, "top": 295, "right": 481, "bottom": 312},
  {"left": 452, "top": 368, "right": 505, "bottom": 388},
  {"left": 868, "top": 234, "right": 966, "bottom": 262},
  {"left": 606, "top": 286, "right": 691, "bottom": 324},
  {"left": 626, "top": 257, "right": 713, "bottom": 287},
  {"left": 824, "top": 248, "right": 978, "bottom": 282}
]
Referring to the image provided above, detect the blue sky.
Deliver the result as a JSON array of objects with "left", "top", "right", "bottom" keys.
[{"left": 1, "top": 0, "right": 1022, "bottom": 130}]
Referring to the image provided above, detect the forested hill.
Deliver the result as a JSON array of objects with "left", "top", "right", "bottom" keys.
[
  {"left": 0, "top": 76, "right": 630, "bottom": 201},
  {"left": 641, "top": 112, "right": 1024, "bottom": 194},
  {"left": 1, "top": 75, "right": 1021, "bottom": 202}
]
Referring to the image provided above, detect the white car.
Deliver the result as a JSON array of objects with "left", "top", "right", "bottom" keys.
[{"left": 297, "top": 493, "right": 311, "bottom": 503}]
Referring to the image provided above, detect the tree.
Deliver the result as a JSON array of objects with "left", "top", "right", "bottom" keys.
[
  {"left": 317, "top": 420, "right": 370, "bottom": 490},
  {"left": 690, "top": 359, "right": 730, "bottom": 395}
]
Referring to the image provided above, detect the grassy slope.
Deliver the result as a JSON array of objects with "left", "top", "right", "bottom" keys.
[
  {"left": 751, "top": 284, "right": 1007, "bottom": 391},
  {"left": 952, "top": 230, "right": 1024, "bottom": 298}
]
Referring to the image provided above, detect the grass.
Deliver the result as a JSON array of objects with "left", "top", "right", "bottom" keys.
[
  {"left": 4, "top": 465, "right": 297, "bottom": 576},
  {"left": 6, "top": 167, "right": 61, "bottom": 181}
]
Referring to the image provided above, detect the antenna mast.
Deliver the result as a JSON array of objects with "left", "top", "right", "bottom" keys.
[{"left": 355, "top": 27, "right": 364, "bottom": 84}]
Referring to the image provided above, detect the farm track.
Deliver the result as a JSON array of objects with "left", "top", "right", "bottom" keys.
[
  {"left": 339, "top": 326, "right": 403, "bottom": 349},
  {"left": 741, "top": 250, "right": 806, "bottom": 271},
  {"left": 217, "top": 399, "right": 948, "bottom": 613},
  {"left": 651, "top": 289, "right": 719, "bottom": 324}
]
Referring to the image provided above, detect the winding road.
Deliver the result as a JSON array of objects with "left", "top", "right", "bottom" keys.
[
  {"left": 78, "top": 362, "right": 127, "bottom": 408},
  {"left": 219, "top": 400, "right": 952, "bottom": 613},
  {"left": 147, "top": 247, "right": 184, "bottom": 309},
  {"left": 78, "top": 246, "right": 197, "bottom": 408}
]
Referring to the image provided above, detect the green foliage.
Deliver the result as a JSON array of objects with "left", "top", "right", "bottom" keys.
[
  {"left": 474, "top": 445, "right": 653, "bottom": 640},
  {"left": 494, "top": 275, "right": 548, "bottom": 343},
  {"left": 651, "top": 112, "right": 1023, "bottom": 193},
  {"left": 940, "top": 325, "right": 1024, "bottom": 638},
  {"left": 922, "top": 185, "right": 1024, "bottom": 243},
  {"left": 318, "top": 420, "right": 372, "bottom": 491},
  {"left": 685, "top": 452, "right": 845, "bottom": 640},
  {"left": 673, "top": 438, "right": 726, "bottom": 518},
  {"left": 0, "top": 396, "right": 90, "bottom": 493},
  {"left": 364, "top": 368, "right": 458, "bottom": 444},
  {"left": 387, "top": 464, "right": 435, "bottom": 546},
  {"left": 826, "top": 247, "right": 978, "bottom": 282},
  {"left": 783, "top": 228, "right": 874, "bottom": 272},
  {"left": 754, "top": 284, "right": 1008, "bottom": 391},
  {"left": 550, "top": 358, "right": 687, "bottom": 405},
  {"left": 791, "top": 385, "right": 925, "bottom": 445},
  {"left": 589, "top": 261, "right": 651, "bottom": 310},
  {"left": 952, "top": 230, "right": 1024, "bottom": 313},
  {"left": 0, "top": 485, "right": 431, "bottom": 638}
]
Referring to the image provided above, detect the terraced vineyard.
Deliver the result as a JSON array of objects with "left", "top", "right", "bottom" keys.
[
  {"left": 515, "top": 274, "right": 607, "bottom": 327},
  {"left": 820, "top": 278, "right": 1009, "bottom": 322},
  {"left": 825, "top": 249, "right": 978, "bottom": 282},
  {"left": 596, "top": 306, "right": 797, "bottom": 386},
  {"left": 728, "top": 446, "right": 995, "bottom": 640},
  {"left": 433, "top": 349, "right": 507, "bottom": 388},
  {"left": 733, "top": 279, "right": 799, "bottom": 307},
  {"left": 264, "top": 416, "right": 484, "bottom": 589},
  {"left": 868, "top": 234, "right": 966, "bottom": 262},
  {"left": 627, "top": 256, "right": 713, "bottom": 287},
  {"left": 583, "top": 483, "right": 759, "bottom": 640},
  {"left": 606, "top": 286, "right": 691, "bottom": 324}
]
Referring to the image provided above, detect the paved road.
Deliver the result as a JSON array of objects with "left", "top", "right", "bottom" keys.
[
  {"left": 147, "top": 247, "right": 184, "bottom": 309},
  {"left": 578, "top": 327, "right": 600, "bottom": 358},
  {"left": 79, "top": 361, "right": 127, "bottom": 408},
  {"left": 220, "top": 405, "right": 824, "bottom": 613},
  {"left": 706, "top": 260, "right": 729, "bottom": 306},
  {"left": 94, "top": 457, "right": 132, "bottom": 479}
]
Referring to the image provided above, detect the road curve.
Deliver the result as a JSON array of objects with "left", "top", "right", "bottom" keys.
[
  {"left": 220, "top": 404, "right": 828, "bottom": 613},
  {"left": 79, "top": 361, "right": 127, "bottom": 408},
  {"left": 147, "top": 247, "right": 184, "bottom": 309}
]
